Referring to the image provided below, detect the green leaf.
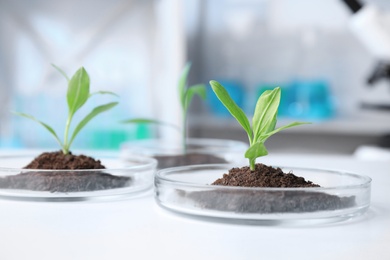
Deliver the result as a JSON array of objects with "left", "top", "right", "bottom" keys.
[
  {"left": 245, "top": 142, "right": 268, "bottom": 170},
  {"left": 121, "top": 118, "right": 181, "bottom": 132},
  {"left": 259, "top": 122, "right": 310, "bottom": 142},
  {"left": 51, "top": 64, "right": 70, "bottom": 82},
  {"left": 178, "top": 62, "right": 191, "bottom": 109},
  {"left": 121, "top": 118, "right": 162, "bottom": 124},
  {"left": 67, "top": 67, "right": 90, "bottom": 116},
  {"left": 12, "top": 111, "right": 63, "bottom": 148},
  {"left": 266, "top": 114, "right": 277, "bottom": 133},
  {"left": 89, "top": 91, "right": 119, "bottom": 98},
  {"left": 67, "top": 102, "right": 118, "bottom": 148},
  {"left": 209, "top": 80, "right": 311, "bottom": 167},
  {"left": 245, "top": 142, "right": 268, "bottom": 159},
  {"left": 209, "top": 80, "right": 252, "bottom": 142},
  {"left": 184, "top": 84, "right": 206, "bottom": 111},
  {"left": 252, "top": 88, "right": 281, "bottom": 143}
]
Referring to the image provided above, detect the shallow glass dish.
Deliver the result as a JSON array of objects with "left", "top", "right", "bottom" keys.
[
  {"left": 121, "top": 138, "right": 248, "bottom": 169},
  {"left": 0, "top": 152, "right": 157, "bottom": 202},
  {"left": 155, "top": 164, "right": 372, "bottom": 225}
]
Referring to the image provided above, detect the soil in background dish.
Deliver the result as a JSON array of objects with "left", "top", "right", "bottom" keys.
[
  {"left": 155, "top": 153, "right": 227, "bottom": 169},
  {"left": 0, "top": 151, "right": 131, "bottom": 193},
  {"left": 182, "top": 163, "right": 355, "bottom": 213}
]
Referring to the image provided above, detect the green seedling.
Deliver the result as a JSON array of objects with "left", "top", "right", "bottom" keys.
[
  {"left": 209, "top": 80, "right": 309, "bottom": 171},
  {"left": 122, "top": 62, "right": 206, "bottom": 151},
  {"left": 13, "top": 65, "right": 118, "bottom": 154}
]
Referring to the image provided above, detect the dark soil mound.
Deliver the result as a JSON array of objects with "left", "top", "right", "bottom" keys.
[
  {"left": 0, "top": 151, "right": 131, "bottom": 193},
  {"left": 212, "top": 163, "right": 319, "bottom": 188},
  {"left": 155, "top": 153, "right": 227, "bottom": 169}
]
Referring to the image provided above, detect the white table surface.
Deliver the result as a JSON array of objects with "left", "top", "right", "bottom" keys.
[{"left": 0, "top": 152, "right": 389, "bottom": 260}]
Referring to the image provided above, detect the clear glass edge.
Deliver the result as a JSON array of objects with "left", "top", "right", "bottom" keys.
[
  {"left": 155, "top": 164, "right": 372, "bottom": 191},
  {"left": 0, "top": 153, "right": 158, "bottom": 172},
  {"left": 0, "top": 153, "right": 157, "bottom": 201},
  {"left": 154, "top": 164, "right": 372, "bottom": 225}
]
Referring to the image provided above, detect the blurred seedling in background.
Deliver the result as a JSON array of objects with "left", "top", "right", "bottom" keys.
[{"left": 122, "top": 62, "right": 206, "bottom": 151}]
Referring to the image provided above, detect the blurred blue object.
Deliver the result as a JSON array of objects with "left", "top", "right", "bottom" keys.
[
  {"left": 288, "top": 79, "right": 335, "bottom": 120},
  {"left": 0, "top": 137, "right": 23, "bottom": 149},
  {"left": 207, "top": 80, "right": 245, "bottom": 117}
]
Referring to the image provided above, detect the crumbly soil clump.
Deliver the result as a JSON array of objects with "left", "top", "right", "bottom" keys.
[
  {"left": 212, "top": 163, "right": 319, "bottom": 188},
  {"left": 24, "top": 151, "right": 105, "bottom": 170}
]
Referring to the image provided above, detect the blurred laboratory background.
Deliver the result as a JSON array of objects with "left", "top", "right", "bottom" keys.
[{"left": 0, "top": 0, "right": 390, "bottom": 158}]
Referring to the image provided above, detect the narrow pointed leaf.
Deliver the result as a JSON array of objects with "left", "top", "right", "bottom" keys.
[
  {"left": 210, "top": 80, "right": 252, "bottom": 142},
  {"left": 67, "top": 67, "right": 90, "bottom": 116},
  {"left": 51, "top": 64, "right": 70, "bottom": 82},
  {"left": 252, "top": 87, "right": 281, "bottom": 143},
  {"left": 89, "top": 91, "right": 119, "bottom": 98},
  {"left": 178, "top": 63, "right": 191, "bottom": 109},
  {"left": 260, "top": 122, "right": 310, "bottom": 142},
  {"left": 121, "top": 118, "right": 162, "bottom": 124},
  {"left": 12, "top": 112, "right": 63, "bottom": 148},
  {"left": 121, "top": 118, "right": 180, "bottom": 132},
  {"left": 184, "top": 84, "right": 206, "bottom": 111},
  {"left": 68, "top": 102, "right": 118, "bottom": 148}
]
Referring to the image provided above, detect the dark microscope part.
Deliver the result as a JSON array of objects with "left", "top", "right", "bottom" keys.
[
  {"left": 367, "top": 61, "right": 390, "bottom": 85},
  {"left": 341, "top": 0, "right": 363, "bottom": 13},
  {"left": 361, "top": 61, "right": 390, "bottom": 110}
]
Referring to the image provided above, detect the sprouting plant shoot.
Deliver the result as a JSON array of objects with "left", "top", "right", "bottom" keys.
[
  {"left": 122, "top": 62, "right": 206, "bottom": 151},
  {"left": 209, "top": 80, "right": 309, "bottom": 171},
  {"left": 13, "top": 65, "right": 118, "bottom": 155}
]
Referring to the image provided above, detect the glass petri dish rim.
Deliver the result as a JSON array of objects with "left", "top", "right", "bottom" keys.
[
  {"left": 0, "top": 153, "right": 157, "bottom": 173},
  {"left": 155, "top": 164, "right": 372, "bottom": 192},
  {"left": 0, "top": 152, "right": 157, "bottom": 202}
]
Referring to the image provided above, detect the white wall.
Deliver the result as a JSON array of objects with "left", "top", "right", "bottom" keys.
[{"left": 0, "top": 0, "right": 186, "bottom": 149}]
